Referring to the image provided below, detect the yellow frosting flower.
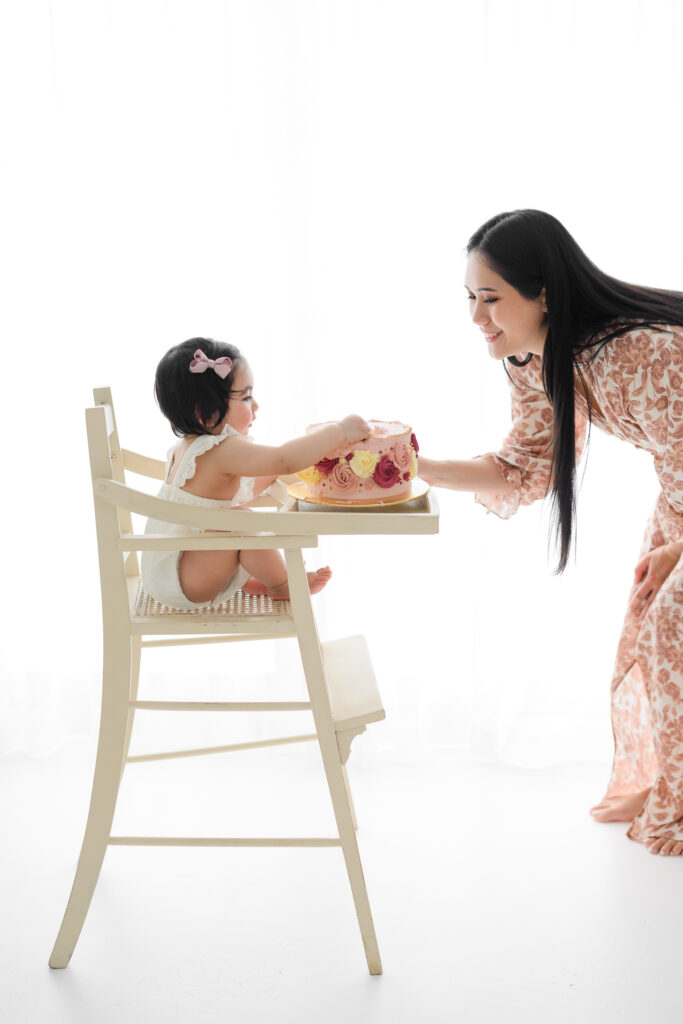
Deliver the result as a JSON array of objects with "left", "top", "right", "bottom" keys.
[
  {"left": 409, "top": 451, "right": 418, "bottom": 479},
  {"left": 297, "top": 465, "right": 320, "bottom": 485},
  {"left": 349, "top": 450, "right": 379, "bottom": 478}
]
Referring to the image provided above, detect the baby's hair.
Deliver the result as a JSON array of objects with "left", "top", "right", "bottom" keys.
[{"left": 154, "top": 337, "right": 243, "bottom": 437}]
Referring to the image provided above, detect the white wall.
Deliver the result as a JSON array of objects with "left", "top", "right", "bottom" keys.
[{"left": 1, "top": 0, "right": 679, "bottom": 761}]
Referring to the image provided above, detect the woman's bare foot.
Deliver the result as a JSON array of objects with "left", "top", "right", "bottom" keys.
[
  {"left": 589, "top": 788, "right": 651, "bottom": 822},
  {"left": 242, "top": 567, "right": 332, "bottom": 600},
  {"left": 646, "top": 837, "right": 683, "bottom": 856}
]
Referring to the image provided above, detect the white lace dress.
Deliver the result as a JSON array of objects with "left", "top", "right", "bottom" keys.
[{"left": 140, "top": 423, "right": 255, "bottom": 610}]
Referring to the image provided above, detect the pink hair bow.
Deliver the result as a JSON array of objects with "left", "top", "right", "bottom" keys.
[{"left": 189, "top": 348, "right": 233, "bottom": 379}]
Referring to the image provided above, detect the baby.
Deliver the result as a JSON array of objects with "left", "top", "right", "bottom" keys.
[{"left": 141, "top": 338, "right": 369, "bottom": 609}]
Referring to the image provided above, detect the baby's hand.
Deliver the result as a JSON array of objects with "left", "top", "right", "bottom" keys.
[{"left": 340, "top": 414, "right": 371, "bottom": 444}]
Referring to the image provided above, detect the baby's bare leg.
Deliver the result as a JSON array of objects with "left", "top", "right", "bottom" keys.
[
  {"left": 240, "top": 549, "right": 332, "bottom": 599},
  {"left": 178, "top": 549, "right": 240, "bottom": 604}
]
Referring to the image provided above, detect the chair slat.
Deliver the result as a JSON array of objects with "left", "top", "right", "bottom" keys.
[{"left": 122, "top": 449, "right": 166, "bottom": 480}]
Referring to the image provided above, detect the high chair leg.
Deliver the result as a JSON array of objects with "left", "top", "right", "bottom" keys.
[
  {"left": 49, "top": 634, "right": 133, "bottom": 969},
  {"left": 119, "top": 637, "right": 141, "bottom": 785},
  {"left": 284, "top": 549, "right": 382, "bottom": 976},
  {"left": 342, "top": 764, "right": 358, "bottom": 831}
]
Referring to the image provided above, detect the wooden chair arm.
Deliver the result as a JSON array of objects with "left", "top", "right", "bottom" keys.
[
  {"left": 94, "top": 478, "right": 303, "bottom": 533},
  {"left": 93, "top": 477, "right": 440, "bottom": 536},
  {"left": 119, "top": 533, "right": 316, "bottom": 552}
]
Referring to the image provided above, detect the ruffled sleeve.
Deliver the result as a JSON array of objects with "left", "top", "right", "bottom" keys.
[
  {"left": 475, "top": 359, "right": 588, "bottom": 518},
  {"left": 171, "top": 423, "right": 244, "bottom": 489}
]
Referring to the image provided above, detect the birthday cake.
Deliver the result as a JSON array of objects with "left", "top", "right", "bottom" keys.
[{"left": 297, "top": 420, "right": 419, "bottom": 505}]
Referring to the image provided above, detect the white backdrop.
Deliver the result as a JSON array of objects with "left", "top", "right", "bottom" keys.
[{"left": 1, "top": 0, "right": 680, "bottom": 765}]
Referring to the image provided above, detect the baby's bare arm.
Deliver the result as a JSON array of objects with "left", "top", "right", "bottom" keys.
[{"left": 215, "top": 416, "right": 369, "bottom": 478}]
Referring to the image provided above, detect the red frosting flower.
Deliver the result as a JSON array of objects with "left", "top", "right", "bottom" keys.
[
  {"left": 373, "top": 454, "right": 401, "bottom": 488},
  {"left": 411, "top": 432, "right": 419, "bottom": 454},
  {"left": 315, "top": 456, "right": 339, "bottom": 474}
]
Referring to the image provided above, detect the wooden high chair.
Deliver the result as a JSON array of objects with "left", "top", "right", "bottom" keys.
[{"left": 49, "top": 388, "right": 438, "bottom": 974}]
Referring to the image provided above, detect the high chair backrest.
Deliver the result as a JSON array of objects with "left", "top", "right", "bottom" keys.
[
  {"left": 92, "top": 386, "right": 141, "bottom": 579},
  {"left": 86, "top": 399, "right": 136, "bottom": 630}
]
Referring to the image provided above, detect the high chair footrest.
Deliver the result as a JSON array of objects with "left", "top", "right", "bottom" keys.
[{"left": 321, "top": 635, "right": 385, "bottom": 736}]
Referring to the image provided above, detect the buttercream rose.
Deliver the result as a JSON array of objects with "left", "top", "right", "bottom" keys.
[
  {"left": 330, "top": 462, "right": 358, "bottom": 492},
  {"left": 411, "top": 432, "right": 419, "bottom": 454},
  {"left": 315, "top": 456, "right": 339, "bottom": 474},
  {"left": 297, "top": 465, "right": 320, "bottom": 485},
  {"left": 349, "top": 449, "right": 379, "bottom": 478},
  {"left": 373, "top": 454, "right": 401, "bottom": 488},
  {"left": 393, "top": 441, "right": 412, "bottom": 470}
]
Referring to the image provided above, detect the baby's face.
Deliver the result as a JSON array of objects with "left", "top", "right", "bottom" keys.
[{"left": 226, "top": 360, "right": 258, "bottom": 435}]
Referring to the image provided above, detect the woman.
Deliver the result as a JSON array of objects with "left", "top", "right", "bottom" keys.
[{"left": 419, "top": 210, "right": 683, "bottom": 856}]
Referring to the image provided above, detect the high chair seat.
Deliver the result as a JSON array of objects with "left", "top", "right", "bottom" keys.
[{"left": 132, "top": 581, "right": 291, "bottom": 621}]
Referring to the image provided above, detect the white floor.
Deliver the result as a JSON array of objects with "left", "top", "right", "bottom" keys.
[{"left": 3, "top": 740, "right": 682, "bottom": 1024}]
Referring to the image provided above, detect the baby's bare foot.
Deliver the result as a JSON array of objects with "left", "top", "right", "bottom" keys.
[
  {"left": 646, "top": 838, "right": 683, "bottom": 856},
  {"left": 244, "top": 567, "right": 332, "bottom": 601},
  {"left": 306, "top": 566, "right": 332, "bottom": 595},
  {"left": 589, "top": 788, "right": 651, "bottom": 822},
  {"left": 243, "top": 578, "right": 269, "bottom": 596}
]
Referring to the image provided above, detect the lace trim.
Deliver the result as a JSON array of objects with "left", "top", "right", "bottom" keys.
[
  {"left": 164, "top": 423, "right": 255, "bottom": 509},
  {"left": 230, "top": 476, "right": 255, "bottom": 507},
  {"left": 171, "top": 423, "right": 243, "bottom": 488}
]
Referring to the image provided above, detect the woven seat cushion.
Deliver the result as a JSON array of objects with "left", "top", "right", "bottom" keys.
[{"left": 133, "top": 583, "right": 291, "bottom": 619}]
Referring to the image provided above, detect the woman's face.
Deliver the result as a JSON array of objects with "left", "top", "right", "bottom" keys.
[{"left": 464, "top": 251, "right": 548, "bottom": 360}]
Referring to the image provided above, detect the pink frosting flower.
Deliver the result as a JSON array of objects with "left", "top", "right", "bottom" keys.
[
  {"left": 315, "top": 456, "right": 339, "bottom": 474},
  {"left": 330, "top": 461, "right": 357, "bottom": 492},
  {"left": 393, "top": 441, "right": 412, "bottom": 470},
  {"left": 373, "top": 454, "right": 401, "bottom": 488},
  {"left": 411, "top": 432, "right": 419, "bottom": 454}
]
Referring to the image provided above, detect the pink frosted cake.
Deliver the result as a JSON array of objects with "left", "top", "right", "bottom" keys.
[{"left": 297, "top": 420, "right": 420, "bottom": 505}]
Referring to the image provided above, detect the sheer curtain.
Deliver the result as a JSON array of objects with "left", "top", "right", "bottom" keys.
[{"left": 1, "top": 0, "right": 681, "bottom": 764}]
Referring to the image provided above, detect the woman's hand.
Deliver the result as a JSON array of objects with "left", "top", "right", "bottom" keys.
[{"left": 630, "top": 541, "right": 683, "bottom": 616}]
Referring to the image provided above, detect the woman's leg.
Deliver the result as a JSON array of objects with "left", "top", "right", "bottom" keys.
[
  {"left": 627, "top": 558, "right": 683, "bottom": 854},
  {"left": 590, "top": 513, "right": 662, "bottom": 821}
]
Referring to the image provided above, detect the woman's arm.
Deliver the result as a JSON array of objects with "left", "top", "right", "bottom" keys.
[{"left": 418, "top": 454, "right": 517, "bottom": 495}]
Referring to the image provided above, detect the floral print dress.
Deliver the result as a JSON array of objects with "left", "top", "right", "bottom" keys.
[{"left": 476, "top": 325, "right": 683, "bottom": 845}]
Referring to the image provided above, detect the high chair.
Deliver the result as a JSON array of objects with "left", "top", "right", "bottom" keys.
[{"left": 49, "top": 388, "right": 438, "bottom": 974}]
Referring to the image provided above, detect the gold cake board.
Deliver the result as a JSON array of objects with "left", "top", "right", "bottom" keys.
[{"left": 287, "top": 478, "right": 430, "bottom": 510}]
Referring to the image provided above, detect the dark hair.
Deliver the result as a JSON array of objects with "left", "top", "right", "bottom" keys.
[
  {"left": 467, "top": 209, "right": 683, "bottom": 572},
  {"left": 154, "top": 337, "right": 243, "bottom": 437}
]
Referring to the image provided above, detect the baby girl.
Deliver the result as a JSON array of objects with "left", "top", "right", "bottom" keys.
[{"left": 141, "top": 338, "right": 369, "bottom": 610}]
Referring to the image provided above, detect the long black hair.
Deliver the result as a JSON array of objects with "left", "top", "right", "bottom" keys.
[
  {"left": 467, "top": 209, "right": 683, "bottom": 572},
  {"left": 154, "top": 337, "right": 243, "bottom": 437}
]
